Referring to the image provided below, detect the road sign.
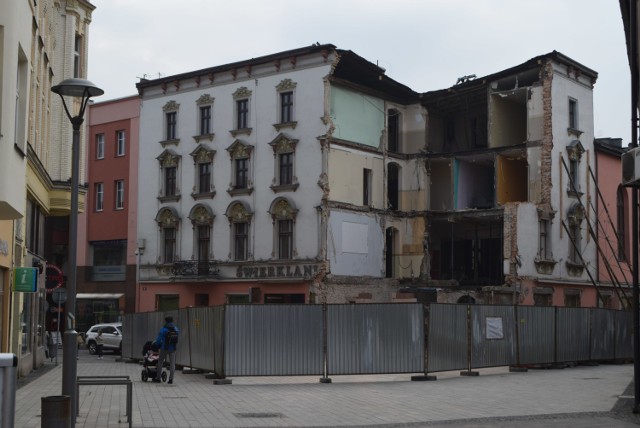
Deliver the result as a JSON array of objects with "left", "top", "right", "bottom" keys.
[
  {"left": 13, "top": 268, "right": 37, "bottom": 292},
  {"left": 51, "top": 288, "right": 68, "bottom": 305},
  {"left": 46, "top": 264, "right": 64, "bottom": 292}
]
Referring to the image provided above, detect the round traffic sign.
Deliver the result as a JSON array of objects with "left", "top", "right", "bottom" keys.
[
  {"left": 46, "top": 264, "right": 64, "bottom": 291},
  {"left": 52, "top": 288, "right": 67, "bottom": 304}
]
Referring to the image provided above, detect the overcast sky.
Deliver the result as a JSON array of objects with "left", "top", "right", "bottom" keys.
[{"left": 88, "top": 0, "right": 631, "bottom": 144}]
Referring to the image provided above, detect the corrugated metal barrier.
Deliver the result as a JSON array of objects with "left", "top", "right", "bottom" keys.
[
  {"left": 427, "top": 304, "right": 468, "bottom": 372},
  {"left": 327, "top": 303, "right": 424, "bottom": 375},
  {"left": 224, "top": 304, "right": 323, "bottom": 376},
  {"left": 121, "top": 303, "right": 631, "bottom": 379}
]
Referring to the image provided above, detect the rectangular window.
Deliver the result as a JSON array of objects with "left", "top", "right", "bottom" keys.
[
  {"left": 279, "top": 153, "right": 293, "bottom": 185},
  {"left": 166, "top": 111, "right": 177, "bottom": 140},
  {"left": 116, "top": 130, "right": 125, "bottom": 156},
  {"left": 197, "top": 225, "right": 210, "bottom": 261},
  {"left": 565, "top": 292, "right": 580, "bottom": 308},
  {"left": 235, "top": 158, "right": 248, "bottom": 189},
  {"left": 533, "top": 293, "right": 552, "bottom": 307},
  {"left": 198, "top": 163, "right": 211, "bottom": 194},
  {"left": 388, "top": 109, "right": 399, "bottom": 152},
  {"left": 363, "top": 168, "right": 372, "bottom": 206},
  {"left": 568, "top": 98, "right": 578, "bottom": 130},
  {"left": 280, "top": 91, "right": 293, "bottom": 123},
  {"left": 234, "top": 223, "right": 248, "bottom": 261},
  {"left": 278, "top": 219, "right": 293, "bottom": 259},
  {"left": 73, "top": 34, "right": 81, "bottom": 78},
  {"left": 164, "top": 228, "right": 176, "bottom": 263},
  {"left": 95, "top": 182, "right": 104, "bottom": 211},
  {"left": 165, "top": 166, "right": 177, "bottom": 196},
  {"left": 200, "top": 106, "right": 211, "bottom": 135},
  {"left": 569, "top": 223, "right": 581, "bottom": 263},
  {"left": 569, "top": 158, "right": 579, "bottom": 192},
  {"left": 96, "top": 134, "right": 105, "bottom": 159},
  {"left": 115, "top": 180, "right": 125, "bottom": 209},
  {"left": 539, "top": 219, "right": 549, "bottom": 259},
  {"left": 236, "top": 99, "right": 248, "bottom": 129}
]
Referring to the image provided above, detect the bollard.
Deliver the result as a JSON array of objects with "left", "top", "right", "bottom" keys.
[
  {"left": 41, "top": 395, "right": 71, "bottom": 428},
  {"left": 0, "top": 353, "right": 17, "bottom": 428}
]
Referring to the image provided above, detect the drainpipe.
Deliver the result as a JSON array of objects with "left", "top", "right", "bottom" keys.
[{"left": 630, "top": 0, "right": 640, "bottom": 414}]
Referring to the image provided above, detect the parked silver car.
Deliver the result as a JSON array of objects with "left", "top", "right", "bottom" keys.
[{"left": 85, "top": 323, "right": 122, "bottom": 354}]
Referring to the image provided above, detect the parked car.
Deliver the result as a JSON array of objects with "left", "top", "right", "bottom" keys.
[{"left": 85, "top": 323, "right": 122, "bottom": 354}]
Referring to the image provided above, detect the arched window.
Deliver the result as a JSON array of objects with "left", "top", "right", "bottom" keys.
[
  {"left": 387, "top": 163, "right": 400, "bottom": 210},
  {"left": 225, "top": 201, "right": 252, "bottom": 261},
  {"left": 188, "top": 204, "right": 214, "bottom": 261},
  {"left": 269, "top": 198, "right": 298, "bottom": 259},
  {"left": 155, "top": 207, "right": 180, "bottom": 263}
]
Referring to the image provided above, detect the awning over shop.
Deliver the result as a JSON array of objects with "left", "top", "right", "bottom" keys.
[{"left": 76, "top": 293, "right": 124, "bottom": 299}]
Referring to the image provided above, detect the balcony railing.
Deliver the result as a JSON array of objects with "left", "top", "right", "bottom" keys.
[{"left": 172, "top": 260, "right": 220, "bottom": 277}]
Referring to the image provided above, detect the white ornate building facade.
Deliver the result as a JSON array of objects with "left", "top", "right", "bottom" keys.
[{"left": 135, "top": 44, "right": 427, "bottom": 309}]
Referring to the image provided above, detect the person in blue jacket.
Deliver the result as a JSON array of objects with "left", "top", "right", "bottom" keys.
[{"left": 153, "top": 316, "right": 179, "bottom": 384}]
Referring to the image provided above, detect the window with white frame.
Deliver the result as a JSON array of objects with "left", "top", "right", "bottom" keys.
[
  {"left": 274, "top": 79, "right": 297, "bottom": 130},
  {"left": 115, "top": 180, "right": 125, "bottom": 209},
  {"left": 226, "top": 140, "right": 253, "bottom": 195},
  {"left": 162, "top": 100, "right": 180, "bottom": 141},
  {"left": 268, "top": 133, "right": 298, "bottom": 192},
  {"left": 95, "top": 182, "right": 104, "bottom": 211},
  {"left": 189, "top": 205, "right": 214, "bottom": 262},
  {"left": 156, "top": 208, "right": 180, "bottom": 263},
  {"left": 96, "top": 133, "right": 105, "bottom": 159},
  {"left": 157, "top": 150, "right": 181, "bottom": 201},
  {"left": 190, "top": 145, "right": 215, "bottom": 198},
  {"left": 226, "top": 202, "right": 252, "bottom": 261},
  {"left": 568, "top": 98, "right": 578, "bottom": 130},
  {"left": 116, "top": 130, "right": 125, "bottom": 156},
  {"left": 231, "top": 87, "right": 252, "bottom": 135},
  {"left": 195, "top": 94, "right": 214, "bottom": 141},
  {"left": 269, "top": 198, "right": 297, "bottom": 260}
]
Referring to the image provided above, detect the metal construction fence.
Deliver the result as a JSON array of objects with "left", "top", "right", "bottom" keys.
[{"left": 121, "top": 303, "right": 632, "bottom": 379}]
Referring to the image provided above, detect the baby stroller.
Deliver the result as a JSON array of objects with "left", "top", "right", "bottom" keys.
[{"left": 141, "top": 340, "right": 167, "bottom": 382}]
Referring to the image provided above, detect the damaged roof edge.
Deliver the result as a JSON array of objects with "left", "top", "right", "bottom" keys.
[
  {"left": 136, "top": 43, "right": 337, "bottom": 90},
  {"left": 422, "top": 50, "right": 599, "bottom": 97}
]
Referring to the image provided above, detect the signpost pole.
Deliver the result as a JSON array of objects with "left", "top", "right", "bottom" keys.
[{"left": 55, "top": 301, "right": 60, "bottom": 366}]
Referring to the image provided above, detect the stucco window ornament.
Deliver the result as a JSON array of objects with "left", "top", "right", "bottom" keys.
[
  {"left": 155, "top": 207, "right": 180, "bottom": 229},
  {"left": 534, "top": 207, "right": 557, "bottom": 274},
  {"left": 276, "top": 78, "right": 297, "bottom": 92},
  {"left": 190, "top": 144, "right": 215, "bottom": 164},
  {"left": 269, "top": 133, "right": 299, "bottom": 192},
  {"left": 157, "top": 149, "right": 181, "bottom": 168},
  {"left": 226, "top": 140, "right": 254, "bottom": 196},
  {"left": 274, "top": 79, "right": 298, "bottom": 131},
  {"left": 188, "top": 204, "right": 214, "bottom": 227},
  {"left": 225, "top": 201, "right": 253, "bottom": 224},
  {"left": 565, "top": 203, "right": 585, "bottom": 277},
  {"left": 232, "top": 86, "right": 253, "bottom": 100},
  {"left": 269, "top": 198, "right": 298, "bottom": 221},
  {"left": 190, "top": 145, "right": 216, "bottom": 199},
  {"left": 196, "top": 94, "right": 214, "bottom": 106},
  {"left": 566, "top": 140, "right": 585, "bottom": 198},
  {"left": 163, "top": 100, "right": 180, "bottom": 112},
  {"left": 157, "top": 149, "right": 182, "bottom": 202}
]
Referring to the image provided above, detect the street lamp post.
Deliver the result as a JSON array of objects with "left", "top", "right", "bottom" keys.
[{"left": 51, "top": 78, "right": 103, "bottom": 421}]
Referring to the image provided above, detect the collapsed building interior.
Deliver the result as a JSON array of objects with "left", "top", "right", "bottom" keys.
[{"left": 422, "top": 68, "right": 540, "bottom": 287}]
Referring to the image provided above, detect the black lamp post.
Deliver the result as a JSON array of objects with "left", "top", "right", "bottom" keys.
[{"left": 51, "top": 78, "right": 103, "bottom": 421}]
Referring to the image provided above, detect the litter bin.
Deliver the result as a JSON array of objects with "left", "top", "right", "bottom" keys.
[
  {"left": 0, "top": 353, "right": 17, "bottom": 428},
  {"left": 41, "top": 395, "right": 70, "bottom": 428}
]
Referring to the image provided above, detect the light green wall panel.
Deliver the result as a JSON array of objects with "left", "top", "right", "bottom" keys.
[{"left": 330, "top": 86, "right": 384, "bottom": 148}]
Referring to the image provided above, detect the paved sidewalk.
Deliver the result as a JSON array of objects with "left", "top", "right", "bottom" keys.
[{"left": 14, "top": 352, "right": 640, "bottom": 427}]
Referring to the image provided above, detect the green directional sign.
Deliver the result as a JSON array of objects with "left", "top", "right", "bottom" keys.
[{"left": 13, "top": 267, "right": 38, "bottom": 293}]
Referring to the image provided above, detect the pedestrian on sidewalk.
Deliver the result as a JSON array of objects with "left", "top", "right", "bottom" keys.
[
  {"left": 96, "top": 329, "right": 104, "bottom": 359},
  {"left": 153, "top": 316, "right": 179, "bottom": 384}
]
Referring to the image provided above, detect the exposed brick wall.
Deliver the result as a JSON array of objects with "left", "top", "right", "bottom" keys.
[{"left": 540, "top": 60, "right": 554, "bottom": 205}]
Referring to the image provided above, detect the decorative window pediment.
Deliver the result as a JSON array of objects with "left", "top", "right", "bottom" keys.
[
  {"left": 188, "top": 204, "right": 214, "bottom": 226},
  {"left": 269, "top": 133, "right": 298, "bottom": 154},
  {"left": 226, "top": 139, "right": 253, "bottom": 159},
  {"left": 567, "top": 203, "right": 584, "bottom": 226},
  {"left": 225, "top": 201, "right": 252, "bottom": 223},
  {"left": 156, "top": 207, "right": 180, "bottom": 228},
  {"left": 269, "top": 198, "right": 298, "bottom": 221},
  {"left": 276, "top": 78, "right": 297, "bottom": 92},
  {"left": 196, "top": 94, "right": 214, "bottom": 106},
  {"left": 232, "top": 86, "right": 252, "bottom": 99},
  {"left": 157, "top": 149, "right": 181, "bottom": 167},
  {"left": 163, "top": 100, "right": 180, "bottom": 112},
  {"left": 190, "top": 144, "right": 216, "bottom": 163},
  {"left": 566, "top": 140, "right": 585, "bottom": 161}
]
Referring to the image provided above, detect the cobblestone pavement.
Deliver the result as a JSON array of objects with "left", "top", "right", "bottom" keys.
[{"left": 13, "top": 351, "right": 640, "bottom": 427}]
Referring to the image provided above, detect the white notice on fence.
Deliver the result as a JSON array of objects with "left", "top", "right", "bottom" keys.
[{"left": 486, "top": 317, "right": 504, "bottom": 340}]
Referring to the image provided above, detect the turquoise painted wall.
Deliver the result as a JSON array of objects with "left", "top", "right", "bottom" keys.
[{"left": 330, "top": 86, "right": 384, "bottom": 148}]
